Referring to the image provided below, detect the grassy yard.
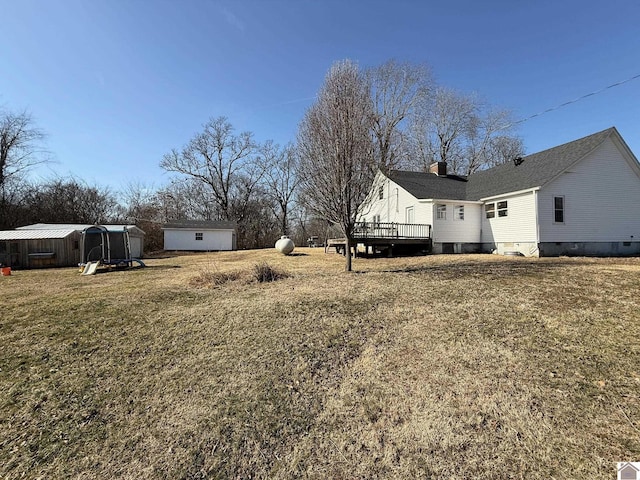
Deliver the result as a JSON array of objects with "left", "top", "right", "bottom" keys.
[{"left": 1, "top": 249, "right": 640, "bottom": 479}]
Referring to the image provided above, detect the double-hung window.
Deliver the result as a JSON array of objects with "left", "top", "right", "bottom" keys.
[
  {"left": 454, "top": 205, "right": 464, "bottom": 220},
  {"left": 554, "top": 196, "right": 564, "bottom": 223},
  {"left": 195, "top": 232, "right": 203, "bottom": 241},
  {"left": 485, "top": 203, "right": 495, "bottom": 219},
  {"left": 497, "top": 201, "right": 508, "bottom": 217},
  {"left": 436, "top": 204, "right": 446, "bottom": 220}
]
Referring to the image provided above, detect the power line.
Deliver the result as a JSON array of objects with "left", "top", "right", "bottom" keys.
[{"left": 505, "top": 72, "right": 640, "bottom": 128}]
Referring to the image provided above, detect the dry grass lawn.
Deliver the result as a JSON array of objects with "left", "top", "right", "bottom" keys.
[{"left": 1, "top": 249, "right": 640, "bottom": 479}]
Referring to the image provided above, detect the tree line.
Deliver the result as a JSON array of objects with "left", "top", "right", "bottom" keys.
[{"left": 0, "top": 59, "right": 523, "bottom": 256}]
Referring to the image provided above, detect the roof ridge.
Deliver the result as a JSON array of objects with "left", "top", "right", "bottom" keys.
[
  {"left": 386, "top": 128, "right": 620, "bottom": 201},
  {"left": 521, "top": 126, "right": 615, "bottom": 161},
  {"left": 465, "top": 127, "right": 618, "bottom": 200}
]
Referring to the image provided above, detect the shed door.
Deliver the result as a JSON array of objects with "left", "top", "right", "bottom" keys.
[{"left": 129, "top": 237, "right": 143, "bottom": 258}]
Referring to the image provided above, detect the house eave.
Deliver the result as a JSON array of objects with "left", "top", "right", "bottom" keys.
[
  {"left": 162, "top": 227, "right": 235, "bottom": 232},
  {"left": 480, "top": 187, "right": 541, "bottom": 202},
  {"left": 418, "top": 198, "right": 483, "bottom": 204}
]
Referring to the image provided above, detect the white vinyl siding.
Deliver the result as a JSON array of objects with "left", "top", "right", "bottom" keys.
[
  {"left": 538, "top": 137, "right": 640, "bottom": 243},
  {"left": 430, "top": 201, "right": 482, "bottom": 244},
  {"left": 164, "top": 229, "right": 234, "bottom": 251},
  {"left": 481, "top": 191, "right": 537, "bottom": 244},
  {"left": 358, "top": 171, "right": 427, "bottom": 224}
]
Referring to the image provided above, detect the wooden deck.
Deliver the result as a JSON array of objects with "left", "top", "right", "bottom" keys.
[{"left": 326, "top": 222, "right": 432, "bottom": 257}]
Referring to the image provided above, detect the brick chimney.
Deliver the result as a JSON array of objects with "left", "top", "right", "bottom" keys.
[{"left": 429, "top": 161, "right": 447, "bottom": 176}]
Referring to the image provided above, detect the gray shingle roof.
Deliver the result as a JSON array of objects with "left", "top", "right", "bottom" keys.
[
  {"left": 389, "top": 127, "right": 618, "bottom": 201},
  {"left": 162, "top": 220, "right": 237, "bottom": 230},
  {"left": 466, "top": 127, "right": 616, "bottom": 200},
  {"left": 389, "top": 170, "right": 468, "bottom": 200}
]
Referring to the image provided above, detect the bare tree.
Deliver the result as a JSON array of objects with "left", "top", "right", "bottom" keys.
[
  {"left": 408, "top": 87, "right": 523, "bottom": 175},
  {"left": 409, "top": 87, "right": 475, "bottom": 174},
  {"left": 160, "top": 116, "right": 274, "bottom": 247},
  {"left": 366, "top": 60, "right": 433, "bottom": 171},
  {"left": 160, "top": 116, "right": 261, "bottom": 221},
  {"left": 260, "top": 141, "right": 299, "bottom": 235},
  {"left": 465, "top": 108, "right": 524, "bottom": 174},
  {"left": 158, "top": 177, "right": 219, "bottom": 221},
  {"left": 297, "top": 59, "right": 375, "bottom": 272},
  {"left": 22, "top": 177, "right": 117, "bottom": 224},
  {"left": 0, "top": 179, "right": 30, "bottom": 229},
  {"left": 118, "top": 181, "right": 165, "bottom": 251},
  {"left": 0, "top": 108, "right": 47, "bottom": 227},
  {"left": 234, "top": 189, "right": 279, "bottom": 249},
  {"left": 483, "top": 134, "right": 525, "bottom": 169},
  {"left": 0, "top": 108, "right": 47, "bottom": 189}
]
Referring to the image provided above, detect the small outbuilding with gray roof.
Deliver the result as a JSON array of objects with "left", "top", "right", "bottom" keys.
[
  {"left": 0, "top": 228, "right": 81, "bottom": 268},
  {"left": 1, "top": 224, "right": 146, "bottom": 268},
  {"left": 162, "top": 220, "right": 237, "bottom": 251},
  {"left": 360, "top": 127, "right": 640, "bottom": 257}
]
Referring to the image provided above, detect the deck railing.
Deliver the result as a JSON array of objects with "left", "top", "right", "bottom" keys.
[{"left": 352, "top": 222, "right": 431, "bottom": 239}]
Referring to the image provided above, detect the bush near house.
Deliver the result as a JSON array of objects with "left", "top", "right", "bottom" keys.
[{"left": 1, "top": 249, "right": 639, "bottom": 479}]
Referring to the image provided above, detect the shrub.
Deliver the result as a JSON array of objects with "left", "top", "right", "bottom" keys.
[{"left": 252, "top": 262, "right": 289, "bottom": 283}]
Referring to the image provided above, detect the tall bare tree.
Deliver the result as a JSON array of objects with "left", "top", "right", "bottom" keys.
[
  {"left": 366, "top": 60, "right": 433, "bottom": 171},
  {"left": 297, "top": 59, "right": 375, "bottom": 272},
  {"left": 260, "top": 141, "right": 299, "bottom": 235},
  {"left": 408, "top": 87, "right": 524, "bottom": 175},
  {"left": 409, "top": 87, "right": 475, "bottom": 174},
  {"left": 160, "top": 117, "right": 273, "bottom": 247},
  {"left": 160, "top": 116, "right": 261, "bottom": 221},
  {"left": 0, "top": 108, "right": 47, "bottom": 189},
  {"left": 483, "top": 134, "right": 525, "bottom": 169},
  {"left": 0, "top": 108, "right": 47, "bottom": 227},
  {"left": 464, "top": 108, "right": 524, "bottom": 174},
  {"left": 155, "top": 178, "right": 217, "bottom": 222}
]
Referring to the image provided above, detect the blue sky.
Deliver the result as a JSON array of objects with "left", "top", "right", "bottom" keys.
[{"left": 1, "top": 0, "right": 639, "bottom": 191}]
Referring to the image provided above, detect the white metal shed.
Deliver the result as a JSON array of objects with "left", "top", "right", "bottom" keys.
[{"left": 162, "top": 221, "right": 237, "bottom": 251}]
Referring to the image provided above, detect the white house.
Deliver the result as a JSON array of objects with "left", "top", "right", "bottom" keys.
[
  {"left": 163, "top": 220, "right": 237, "bottom": 251},
  {"left": 359, "top": 127, "right": 640, "bottom": 257}
]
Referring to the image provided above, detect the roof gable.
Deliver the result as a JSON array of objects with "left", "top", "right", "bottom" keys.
[
  {"left": 466, "top": 127, "right": 616, "bottom": 200},
  {"left": 383, "top": 128, "right": 622, "bottom": 202}
]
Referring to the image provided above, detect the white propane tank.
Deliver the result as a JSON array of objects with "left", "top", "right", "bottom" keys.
[{"left": 275, "top": 235, "right": 295, "bottom": 255}]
